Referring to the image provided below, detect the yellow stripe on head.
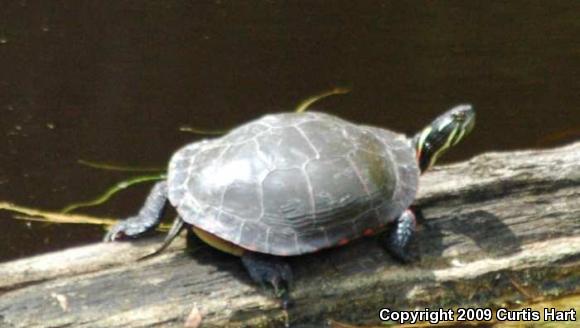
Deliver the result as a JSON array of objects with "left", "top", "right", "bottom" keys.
[
  {"left": 428, "top": 125, "right": 459, "bottom": 169},
  {"left": 416, "top": 126, "right": 432, "bottom": 160}
]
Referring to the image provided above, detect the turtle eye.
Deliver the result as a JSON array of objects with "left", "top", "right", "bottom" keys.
[{"left": 452, "top": 111, "right": 465, "bottom": 121}]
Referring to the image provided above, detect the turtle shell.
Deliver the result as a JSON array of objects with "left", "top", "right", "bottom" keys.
[{"left": 167, "top": 112, "right": 419, "bottom": 256}]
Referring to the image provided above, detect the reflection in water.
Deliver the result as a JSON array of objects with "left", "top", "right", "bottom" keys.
[{"left": 1, "top": 1, "right": 579, "bottom": 261}]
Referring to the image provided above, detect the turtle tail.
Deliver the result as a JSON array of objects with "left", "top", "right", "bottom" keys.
[{"left": 138, "top": 217, "right": 185, "bottom": 261}]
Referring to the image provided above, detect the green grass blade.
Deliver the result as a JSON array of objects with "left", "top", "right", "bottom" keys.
[
  {"left": 1, "top": 201, "right": 118, "bottom": 226},
  {"left": 62, "top": 173, "right": 166, "bottom": 213},
  {"left": 178, "top": 126, "right": 228, "bottom": 135},
  {"left": 78, "top": 159, "right": 165, "bottom": 172},
  {"left": 0, "top": 201, "right": 171, "bottom": 231},
  {"left": 294, "top": 87, "right": 350, "bottom": 113}
]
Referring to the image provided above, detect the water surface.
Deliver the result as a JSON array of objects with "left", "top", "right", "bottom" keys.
[{"left": 1, "top": 1, "right": 579, "bottom": 261}]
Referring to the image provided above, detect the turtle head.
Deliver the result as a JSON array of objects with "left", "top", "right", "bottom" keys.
[{"left": 413, "top": 104, "right": 475, "bottom": 173}]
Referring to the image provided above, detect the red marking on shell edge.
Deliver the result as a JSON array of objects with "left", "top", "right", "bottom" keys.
[
  {"left": 338, "top": 238, "right": 350, "bottom": 246},
  {"left": 363, "top": 228, "right": 375, "bottom": 236}
]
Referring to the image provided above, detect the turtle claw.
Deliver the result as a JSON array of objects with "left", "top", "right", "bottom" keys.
[
  {"left": 388, "top": 247, "right": 416, "bottom": 264},
  {"left": 103, "top": 216, "right": 152, "bottom": 242},
  {"left": 241, "top": 252, "right": 294, "bottom": 309},
  {"left": 270, "top": 274, "right": 293, "bottom": 309}
]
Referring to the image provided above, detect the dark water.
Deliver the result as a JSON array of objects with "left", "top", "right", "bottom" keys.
[{"left": 1, "top": 1, "right": 579, "bottom": 262}]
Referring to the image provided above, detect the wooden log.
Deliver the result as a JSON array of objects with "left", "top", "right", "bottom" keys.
[{"left": 0, "top": 142, "right": 578, "bottom": 327}]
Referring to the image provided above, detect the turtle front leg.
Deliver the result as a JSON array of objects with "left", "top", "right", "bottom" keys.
[
  {"left": 381, "top": 209, "right": 416, "bottom": 263},
  {"left": 241, "top": 252, "right": 294, "bottom": 309},
  {"left": 104, "top": 181, "right": 168, "bottom": 242}
]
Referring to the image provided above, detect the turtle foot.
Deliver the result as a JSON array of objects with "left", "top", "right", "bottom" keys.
[
  {"left": 103, "top": 181, "right": 167, "bottom": 242},
  {"left": 241, "top": 252, "right": 294, "bottom": 309},
  {"left": 104, "top": 216, "right": 155, "bottom": 242},
  {"left": 382, "top": 209, "right": 417, "bottom": 263},
  {"left": 387, "top": 244, "right": 416, "bottom": 264}
]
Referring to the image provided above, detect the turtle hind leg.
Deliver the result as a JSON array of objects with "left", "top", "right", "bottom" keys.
[
  {"left": 104, "top": 181, "right": 168, "bottom": 242},
  {"left": 381, "top": 209, "right": 417, "bottom": 263},
  {"left": 138, "top": 217, "right": 186, "bottom": 261},
  {"left": 241, "top": 252, "right": 294, "bottom": 309}
]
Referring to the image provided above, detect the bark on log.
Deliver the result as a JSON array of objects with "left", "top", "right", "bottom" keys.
[{"left": 0, "top": 142, "right": 578, "bottom": 328}]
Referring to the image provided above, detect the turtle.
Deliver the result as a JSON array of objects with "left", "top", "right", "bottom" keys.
[{"left": 104, "top": 104, "right": 475, "bottom": 307}]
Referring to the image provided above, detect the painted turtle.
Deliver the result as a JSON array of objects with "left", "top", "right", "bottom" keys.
[{"left": 105, "top": 104, "right": 475, "bottom": 306}]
